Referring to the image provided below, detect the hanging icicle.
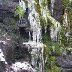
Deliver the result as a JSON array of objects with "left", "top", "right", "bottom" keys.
[
  {"left": 0, "top": 49, "right": 7, "bottom": 64},
  {"left": 51, "top": 0, "right": 55, "bottom": 15},
  {"left": 63, "top": 9, "right": 68, "bottom": 26}
]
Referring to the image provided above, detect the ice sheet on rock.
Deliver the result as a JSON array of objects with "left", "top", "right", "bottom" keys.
[
  {"left": 20, "top": 0, "right": 44, "bottom": 72},
  {"left": 23, "top": 41, "right": 43, "bottom": 48},
  {"left": 10, "top": 61, "right": 34, "bottom": 72}
]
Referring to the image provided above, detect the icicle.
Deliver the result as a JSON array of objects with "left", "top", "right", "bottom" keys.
[
  {"left": 28, "top": 1, "right": 41, "bottom": 43},
  {"left": 51, "top": 0, "right": 55, "bottom": 15},
  {"left": 0, "top": 40, "right": 7, "bottom": 45},
  {"left": 29, "top": 31, "right": 31, "bottom": 41},
  {"left": 19, "top": 0, "right": 26, "bottom": 11}
]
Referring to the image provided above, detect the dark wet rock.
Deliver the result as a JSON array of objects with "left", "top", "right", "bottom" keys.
[
  {"left": 18, "top": 14, "right": 30, "bottom": 39},
  {"left": 19, "top": 27, "right": 29, "bottom": 40},
  {"left": 11, "top": 0, "right": 19, "bottom": 2},
  {"left": 0, "top": 10, "right": 13, "bottom": 18},
  {"left": 53, "top": 0, "right": 63, "bottom": 21},
  {"left": 56, "top": 57, "right": 72, "bottom": 68},
  {"left": 0, "top": 0, "right": 32, "bottom": 72},
  {"left": 42, "top": 26, "right": 45, "bottom": 35},
  {"left": 18, "top": 18, "right": 30, "bottom": 28},
  {"left": 0, "top": 36, "right": 17, "bottom": 65},
  {"left": 0, "top": 18, "right": 19, "bottom": 36},
  {"left": 0, "top": 0, "right": 18, "bottom": 8},
  {"left": 0, "top": 0, "right": 18, "bottom": 17},
  {"left": 0, "top": 35, "right": 31, "bottom": 64},
  {"left": 18, "top": 12, "right": 30, "bottom": 28},
  {"left": 0, "top": 0, "right": 19, "bottom": 34},
  {"left": 0, "top": 0, "right": 29, "bottom": 36},
  {"left": 56, "top": 53, "right": 72, "bottom": 72},
  {"left": 0, "top": 62, "right": 6, "bottom": 72},
  {"left": 13, "top": 44, "right": 31, "bottom": 62}
]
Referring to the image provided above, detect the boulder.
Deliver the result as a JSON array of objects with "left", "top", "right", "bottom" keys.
[{"left": 53, "top": 0, "right": 63, "bottom": 21}]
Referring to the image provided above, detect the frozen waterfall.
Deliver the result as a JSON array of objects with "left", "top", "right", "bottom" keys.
[{"left": 22, "top": 0, "right": 44, "bottom": 72}]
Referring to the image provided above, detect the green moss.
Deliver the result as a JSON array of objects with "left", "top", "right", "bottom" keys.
[
  {"left": 14, "top": 5, "right": 25, "bottom": 19},
  {"left": 62, "top": 0, "right": 70, "bottom": 9},
  {"left": 44, "top": 45, "right": 62, "bottom": 72}
]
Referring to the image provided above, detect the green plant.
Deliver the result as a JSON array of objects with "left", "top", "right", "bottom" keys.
[{"left": 14, "top": 5, "right": 25, "bottom": 19}]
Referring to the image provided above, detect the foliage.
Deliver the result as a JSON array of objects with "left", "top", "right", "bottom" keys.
[
  {"left": 60, "top": 26, "right": 67, "bottom": 47},
  {"left": 43, "top": 32, "right": 64, "bottom": 72},
  {"left": 14, "top": 5, "right": 25, "bottom": 19},
  {"left": 1, "top": 0, "right": 72, "bottom": 71},
  {"left": 62, "top": 0, "right": 70, "bottom": 9}
]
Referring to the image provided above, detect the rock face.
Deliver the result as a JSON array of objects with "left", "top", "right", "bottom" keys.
[
  {"left": 9, "top": 61, "right": 34, "bottom": 72},
  {"left": 0, "top": 0, "right": 18, "bottom": 18},
  {"left": 0, "top": 0, "right": 31, "bottom": 71},
  {"left": 53, "top": 0, "right": 63, "bottom": 21},
  {"left": 0, "top": 0, "right": 19, "bottom": 34},
  {"left": 0, "top": 0, "right": 44, "bottom": 72},
  {"left": 18, "top": 14, "right": 30, "bottom": 40},
  {"left": 56, "top": 53, "right": 72, "bottom": 72}
]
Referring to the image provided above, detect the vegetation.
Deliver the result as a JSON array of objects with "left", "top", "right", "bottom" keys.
[
  {"left": 14, "top": 5, "right": 25, "bottom": 19},
  {"left": 0, "top": 0, "right": 72, "bottom": 72},
  {"left": 42, "top": 0, "right": 72, "bottom": 72}
]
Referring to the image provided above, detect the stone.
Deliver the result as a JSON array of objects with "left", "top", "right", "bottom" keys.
[{"left": 53, "top": 0, "right": 63, "bottom": 21}]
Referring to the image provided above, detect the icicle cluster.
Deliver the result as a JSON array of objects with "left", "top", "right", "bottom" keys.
[{"left": 10, "top": 62, "right": 34, "bottom": 72}]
